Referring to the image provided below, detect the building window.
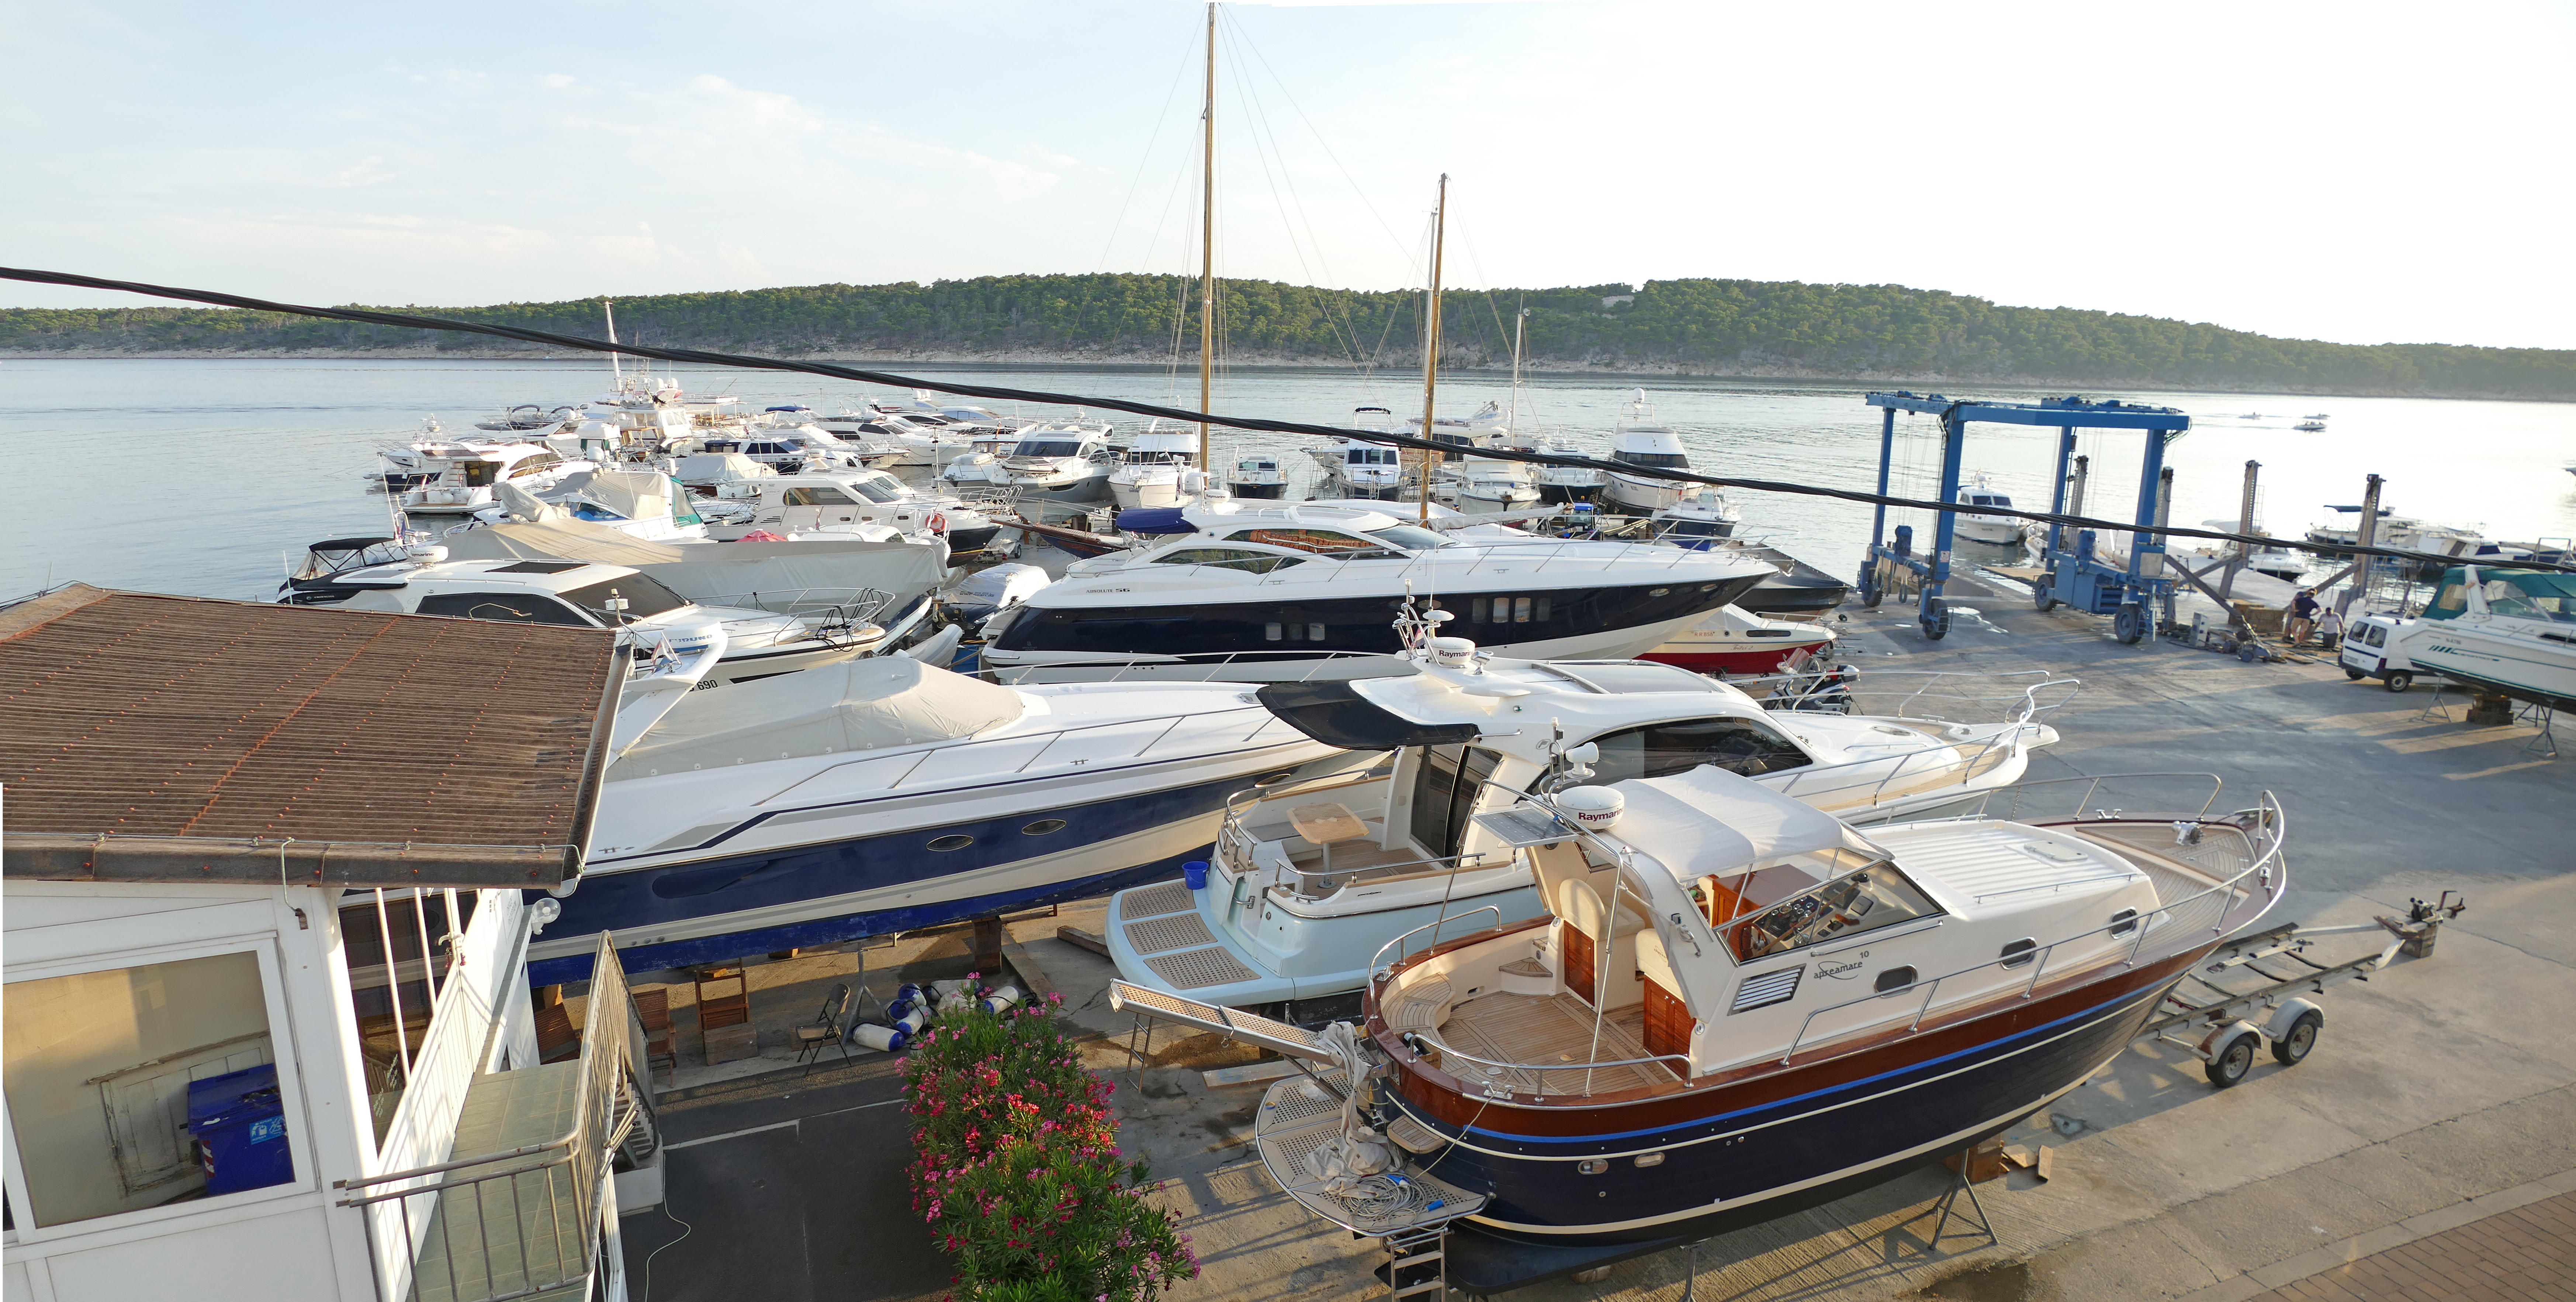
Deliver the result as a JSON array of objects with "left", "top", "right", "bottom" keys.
[{"left": 3, "top": 951, "right": 288, "bottom": 1227}]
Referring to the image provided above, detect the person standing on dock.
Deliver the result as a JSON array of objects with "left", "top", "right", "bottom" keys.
[
  {"left": 2289, "top": 588, "right": 2321, "bottom": 645},
  {"left": 2317, "top": 603, "right": 2344, "bottom": 651}
]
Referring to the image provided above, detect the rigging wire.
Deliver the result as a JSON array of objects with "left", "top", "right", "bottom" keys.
[
  {"left": 8, "top": 263, "right": 2555, "bottom": 576},
  {"left": 1093, "top": 21, "right": 1206, "bottom": 275}
]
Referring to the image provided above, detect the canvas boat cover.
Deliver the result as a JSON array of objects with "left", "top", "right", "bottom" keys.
[
  {"left": 439, "top": 519, "right": 948, "bottom": 609},
  {"left": 1609, "top": 766, "right": 1875, "bottom": 882},
  {"left": 613, "top": 655, "right": 1024, "bottom": 776}
]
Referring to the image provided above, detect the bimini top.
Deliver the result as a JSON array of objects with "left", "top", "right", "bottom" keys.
[
  {"left": 1605, "top": 765, "right": 1879, "bottom": 882},
  {"left": 615, "top": 655, "right": 1025, "bottom": 776}
]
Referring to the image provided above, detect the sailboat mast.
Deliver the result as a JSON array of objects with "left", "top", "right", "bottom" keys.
[
  {"left": 603, "top": 300, "right": 622, "bottom": 382},
  {"left": 1416, "top": 173, "right": 1448, "bottom": 524},
  {"left": 1197, "top": 2, "right": 1216, "bottom": 469},
  {"left": 1509, "top": 304, "right": 1528, "bottom": 432}
]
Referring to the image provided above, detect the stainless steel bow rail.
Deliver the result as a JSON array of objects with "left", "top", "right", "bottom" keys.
[{"left": 7, "top": 266, "right": 2553, "bottom": 579}]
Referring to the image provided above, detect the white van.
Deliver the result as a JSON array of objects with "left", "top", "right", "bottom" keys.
[{"left": 2340, "top": 614, "right": 2426, "bottom": 691}]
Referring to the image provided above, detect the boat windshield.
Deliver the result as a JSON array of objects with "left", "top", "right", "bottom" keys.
[
  {"left": 561, "top": 574, "right": 693, "bottom": 622},
  {"left": 847, "top": 475, "right": 905, "bottom": 504},
  {"left": 1348, "top": 448, "right": 1399, "bottom": 465},
  {"left": 1365, "top": 525, "right": 1452, "bottom": 551},
  {"left": 2425, "top": 571, "right": 2576, "bottom": 622},
  {"left": 1012, "top": 440, "right": 1086, "bottom": 458},
  {"left": 1664, "top": 520, "right": 1724, "bottom": 538},
  {"left": 1614, "top": 451, "right": 1689, "bottom": 469},
  {"left": 1719, "top": 861, "right": 1943, "bottom": 962}
]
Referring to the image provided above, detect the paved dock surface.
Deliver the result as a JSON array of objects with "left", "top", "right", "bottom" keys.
[{"left": 613, "top": 565, "right": 2572, "bottom": 1302}]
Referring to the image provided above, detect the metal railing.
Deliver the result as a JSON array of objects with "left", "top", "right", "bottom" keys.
[
  {"left": 1756, "top": 677, "right": 2080, "bottom": 820},
  {"left": 1367, "top": 905, "right": 1507, "bottom": 980},
  {"left": 983, "top": 648, "right": 1401, "bottom": 686},
  {"left": 1876, "top": 770, "right": 2227, "bottom": 825},
  {"left": 1772, "top": 786, "right": 2284, "bottom": 1067},
  {"left": 691, "top": 584, "right": 895, "bottom": 625},
  {"left": 858, "top": 703, "right": 1296, "bottom": 791},
  {"left": 337, "top": 933, "right": 639, "bottom": 1302},
  {"left": 1211, "top": 768, "right": 1501, "bottom": 899}
]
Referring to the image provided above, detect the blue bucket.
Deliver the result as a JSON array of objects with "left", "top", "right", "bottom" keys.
[{"left": 1182, "top": 860, "right": 1209, "bottom": 891}]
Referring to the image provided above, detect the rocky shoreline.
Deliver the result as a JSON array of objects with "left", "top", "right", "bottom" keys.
[{"left": 0, "top": 345, "right": 2534, "bottom": 401}]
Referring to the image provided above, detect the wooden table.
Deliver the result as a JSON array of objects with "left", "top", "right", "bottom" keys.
[{"left": 1288, "top": 801, "right": 1368, "bottom": 873}]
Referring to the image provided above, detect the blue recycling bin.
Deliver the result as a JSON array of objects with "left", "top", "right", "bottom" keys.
[{"left": 186, "top": 1064, "right": 294, "bottom": 1197}]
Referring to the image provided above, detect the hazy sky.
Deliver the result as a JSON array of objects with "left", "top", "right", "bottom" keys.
[{"left": 6, "top": 1, "right": 2571, "bottom": 349}]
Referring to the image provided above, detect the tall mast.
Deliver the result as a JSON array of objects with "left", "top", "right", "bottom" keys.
[
  {"left": 1508, "top": 303, "right": 1529, "bottom": 433},
  {"left": 603, "top": 300, "right": 622, "bottom": 382},
  {"left": 1198, "top": 2, "right": 1216, "bottom": 469},
  {"left": 1416, "top": 173, "right": 1448, "bottom": 524}
]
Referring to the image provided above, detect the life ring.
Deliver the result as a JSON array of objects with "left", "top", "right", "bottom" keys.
[{"left": 927, "top": 511, "right": 948, "bottom": 533}]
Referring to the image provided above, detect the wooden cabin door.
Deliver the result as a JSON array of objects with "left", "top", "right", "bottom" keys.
[
  {"left": 1563, "top": 925, "right": 1596, "bottom": 1006},
  {"left": 1642, "top": 976, "right": 1694, "bottom": 1062}
]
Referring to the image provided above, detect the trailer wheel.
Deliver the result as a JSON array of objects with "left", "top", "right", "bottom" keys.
[
  {"left": 2345, "top": 668, "right": 2365, "bottom": 681},
  {"left": 2205, "top": 1031, "right": 2260, "bottom": 1088},
  {"left": 2271, "top": 1010, "right": 2323, "bottom": 1066},
  {"left": 2385, "top": 671, "right": 2413, "bottom": 692},
  {"left": 2033, "top": 585, "right": 2058, "bottom": 613},
  {"left": 1861, "top": 586, "right": 1883, "bottom": 610}
]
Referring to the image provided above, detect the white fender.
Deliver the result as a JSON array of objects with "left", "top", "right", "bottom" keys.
[{"left": 2263, "top": 997, "right": 2324, "bottom": 1044}]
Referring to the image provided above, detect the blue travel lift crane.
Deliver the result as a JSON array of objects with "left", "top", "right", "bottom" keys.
[{"left": 1860, "top": 393, "right": 2193, "bottom": 644}]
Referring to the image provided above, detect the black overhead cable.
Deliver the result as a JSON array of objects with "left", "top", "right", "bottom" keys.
[{"left": 6, "top": 264, "right": 2563, "bottom": 577}]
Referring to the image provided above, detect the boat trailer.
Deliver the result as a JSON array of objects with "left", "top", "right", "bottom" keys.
[{"left": 2139, "top": 893, "right": 2468, "bottom": 1087}]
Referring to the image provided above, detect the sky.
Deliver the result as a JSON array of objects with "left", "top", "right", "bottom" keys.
[{"left": 4, "top": 0, "right": 2572, "bottom": 350}]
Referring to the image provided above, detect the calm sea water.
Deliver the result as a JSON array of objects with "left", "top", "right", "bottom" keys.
[{"left": 4, "top": 357, "right": 2570, "bottom": 601}]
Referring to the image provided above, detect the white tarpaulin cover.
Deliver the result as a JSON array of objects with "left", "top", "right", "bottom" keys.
[
  {"left": 614, "top": 655, "right": 1024, "bottom": 775},
  {"left": 675, "top": 452, "right": 771, "bottom": 484},
  {"left": 439, "top": 519, "right": 948, "bottom": 610},
  {"left": 1611, "top": 766, "right": 1864, "bottom": 881}
]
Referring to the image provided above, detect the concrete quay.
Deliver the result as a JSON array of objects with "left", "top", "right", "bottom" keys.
[{"left": 615, "top": 567, "right": 2572, "bottom": 1301}]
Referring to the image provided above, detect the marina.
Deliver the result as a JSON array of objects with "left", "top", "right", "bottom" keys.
[{"left": 5, "top": 3, "right": 2575, "bottom": 1300}]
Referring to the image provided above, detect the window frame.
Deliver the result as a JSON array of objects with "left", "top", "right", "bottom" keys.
[{"left": 2, "top": 934, "right": 319, "bottom": 1244}]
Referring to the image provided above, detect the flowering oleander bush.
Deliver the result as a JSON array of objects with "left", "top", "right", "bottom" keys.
[{"left": 904, "top": 982, "right": 1197, "bottom": 1302}]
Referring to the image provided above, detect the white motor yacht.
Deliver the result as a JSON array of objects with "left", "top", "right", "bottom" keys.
[
  {"left": 878, "top": 389, "right": 1032, "bottom": 437},
  {"left": 471, "top": 468, "right": 711, "bottom": 542},
  {"left": 1456, "top": 435, "right": 1541, "bottom": 508},
  {"left": 523, "top": 655, "right": 1367, "bottom": 982},
  {"left": 1002, "top": 420, "right": 1119, "bottom": 503},
  {"left": 1602, "top": 390, "right": 1693, "bottom": 515},
  {"left": 815, "top": 409, "right": 963, "bottom": 466},
  {"left": 1109, "top": 423, "right": 1201, "bottom": 510},
  {"left": 722, "top": 468, "right": 1001, "bottom": 552},
  {"left": 1228, "top": 452, "right": 1292, "bottom": 500},
  {"left": 1640, "top": 603, "right": 1836, "bottom": 674},
  {"left": 1310, "top": 411, "right": 1411, "bottom": 500},
  {"left": 1500, "top": 429, "right": 1607, "bottom": 504},
  {"left": 278, "top": 553, "right": 888, "bottom": 685},
  {"left": 1653, "top": 487, "right": 1743, "bottom": 543},
  {"left": 2197, "top": 518, "right": 2307, "bottom": 581},
  {"left": 979, "top": 499, "right": 1773, "bottom": 675},
  {"left": 2343, "top": 565, "right": 2576, "bottom": 709},
  {"left": 1104, "top": 628, "right": 2071, "bottom": 1015},
  {"left": 399, "top": 441, "right": 593, "bottom": 515},
  {"left": 1949, "top": 472, "right": 2023, "bottom": 545}
]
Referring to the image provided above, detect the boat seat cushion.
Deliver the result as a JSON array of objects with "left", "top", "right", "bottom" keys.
[{"left": 1387, "top": 976, "right": 1453, "bottom": 1034}]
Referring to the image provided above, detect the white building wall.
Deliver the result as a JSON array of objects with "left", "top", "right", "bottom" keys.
[{"left": 2, "top": 881, "right": 542, "bottom": 1302}]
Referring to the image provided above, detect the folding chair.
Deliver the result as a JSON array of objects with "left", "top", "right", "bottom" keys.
[{"left": 792, "top": 983, "right": 854, "bottom": 1071}]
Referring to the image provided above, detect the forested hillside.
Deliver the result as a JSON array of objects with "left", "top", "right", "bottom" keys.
[{"left": 4, "top": 274, "right": 2566, "bottom": 399}]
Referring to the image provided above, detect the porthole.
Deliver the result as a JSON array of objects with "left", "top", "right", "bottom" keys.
[
  {"left": 1021, "top": 819, "right": 1067, "bottom": 836},
  {"left": 2109, "top": 907, "right": 2139, "bottom": 937},
  {"left": 1874, "top": 965, "right": 1918, "bottom": 995},
  {"left": 1649, "top": 587, "right": 1670, "bottom": 597},
  {"left": 1253, "top": 771, "right": 1295, "bottom": 788},
  {"left": 1999, "top": 937, "right": 2038, "bottom": 969},
  {"left": 1634, "top": 1152, "right": 1666, "bottom": 1168},
  {"left": 1577, "top": 1159, "right": 1610, "bottom": 1175},
  {"left": 927, "top": 834, "right": 976, "bottom": 852}
]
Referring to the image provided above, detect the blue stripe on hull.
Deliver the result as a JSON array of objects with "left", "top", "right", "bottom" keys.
[
  {"left": 527, "top": 855, "right": 1197, "bottom": 984},
  {"left": 1393, "top": 976, "right": 2173, "bottom": 1243},
  {"left": 528, "top": 770, "right": 1255, "bottom": 984}
]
